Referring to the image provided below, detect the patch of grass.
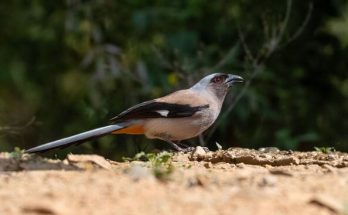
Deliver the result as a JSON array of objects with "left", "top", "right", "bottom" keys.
[
  {"left": 147, "top": 152, "right": 174, "bottom": 180},
  {"left": 314, "top": 146, "right": 336, "bottom": 154},
  {"left": 122, "top": 152, "right": 149, "bottom": 162},
  {"left": 123, "top": 151, "right": 174, "bottom": 181},
  {"left": 215, "top": 142, "right": 222, "bottom": 150},
  {"left": 9, "top": 147, "right": 24, "bottom": 159}
]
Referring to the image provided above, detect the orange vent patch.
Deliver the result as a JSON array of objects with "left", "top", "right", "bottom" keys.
[{"left": 112, "top": 124, "right": 145, "bottom": 135}]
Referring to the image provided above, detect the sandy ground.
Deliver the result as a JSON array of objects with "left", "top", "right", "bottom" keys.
[{"left": 1, "top": 147, "right": 348, "bottom": 215}]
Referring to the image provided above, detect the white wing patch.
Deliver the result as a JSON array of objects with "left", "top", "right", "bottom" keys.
[{"left": 156, "top": 110, "right": 169, "bottom": 117}]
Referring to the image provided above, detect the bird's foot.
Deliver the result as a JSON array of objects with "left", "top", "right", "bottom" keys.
[
  {"left": 178, "top": 147, "right": 196, "bottom": 153},
  {"left": 179, "top": 146, "right": 210, "bottom": 153},
  {"left": 165, "top": 140, "right": 210, "bottom": 153}
]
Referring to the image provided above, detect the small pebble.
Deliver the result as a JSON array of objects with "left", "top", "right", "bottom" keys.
[
  {"left": 258, "top": 147, "right": 280, "bottom": 153},
  {"left": 259, "top": 175, "right": 277, "bottom": 187},
  {"left": 127, "top": 164, "right": 154, "bottom": 181},
  {"left": 203, "top": 162, "right": 212, "bottom": 168}
]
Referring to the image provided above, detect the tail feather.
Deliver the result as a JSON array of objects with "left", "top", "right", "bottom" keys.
[{"left": 25, "top": 124, "right": 125, "bottom": 153}]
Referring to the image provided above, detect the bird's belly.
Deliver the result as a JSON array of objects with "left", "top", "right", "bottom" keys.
[
  {"left": 143, "top": 111, "right": 216, "bottom": 141},
  {"left": 143, "top": 118, "right": 201, "bottom": 140}
]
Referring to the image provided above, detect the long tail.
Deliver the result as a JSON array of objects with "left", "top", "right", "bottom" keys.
[{"left": 25, "top": 124, "right": 126, "bottom": 153}]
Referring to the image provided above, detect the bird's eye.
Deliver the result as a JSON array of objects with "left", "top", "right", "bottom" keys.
[{"left": 211, "top": 75, "right": 226, "bottom": 84}]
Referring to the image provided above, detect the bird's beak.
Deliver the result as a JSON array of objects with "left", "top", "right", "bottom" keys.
[{"left": 225, "top": 74, "right": 244, "bottom": 86}]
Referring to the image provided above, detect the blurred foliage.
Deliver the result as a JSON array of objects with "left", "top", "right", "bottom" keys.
[
  {"left": 124, "top": 151, "right": 174, "bottom": 181},
  {"left": 314, "top": 146, "right": 336, "bottom": 154},
  {"left": 0, "top": 0, "right": 347, "bottom": 159}
]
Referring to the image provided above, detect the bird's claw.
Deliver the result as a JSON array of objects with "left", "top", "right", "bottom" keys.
[
  {"left": 179, "top": 146, "right": 210, "bottom": 153},
  {"left": 178, "top": 147, "right": 195, "bottom": 153}
]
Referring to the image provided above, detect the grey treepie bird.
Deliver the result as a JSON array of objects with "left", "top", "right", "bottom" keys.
[{"left": 25, "top": 73, "right": 243, "bottom": 153}]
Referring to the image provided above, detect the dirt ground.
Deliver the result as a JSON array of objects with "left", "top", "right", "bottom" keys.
[{"left": 1, "top": 147, "right": 348, "bottom": 215}]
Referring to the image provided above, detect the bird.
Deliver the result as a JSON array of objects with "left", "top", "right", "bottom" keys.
[{"left": 25, "top": 73, "right": 243, "bottom": 153}]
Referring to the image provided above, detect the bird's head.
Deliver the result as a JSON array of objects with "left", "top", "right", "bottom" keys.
[{"left": 191, "top": 73, "right": 244, "bottom": 100}]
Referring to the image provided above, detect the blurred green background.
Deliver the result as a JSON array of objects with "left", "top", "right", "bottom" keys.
[{"left": 0, "top": 0, "right": 347, "bottom": 159}]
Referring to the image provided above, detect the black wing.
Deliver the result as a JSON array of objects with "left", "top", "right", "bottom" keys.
[{"left": 110, "top": 100, "right": 209, "bottom": 123}]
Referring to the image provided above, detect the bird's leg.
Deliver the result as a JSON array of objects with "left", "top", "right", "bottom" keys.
[
  {"left": 164, "top": 140, "right": 195, "bottom": 153},
  {"left": 164, "top": 140, "right": 184, "bottom": 151},
  {"left": 175, "top": 141, "right": 190, "bottom": 148},
  {"left": 176, "top": 141, "right": 197, "bottom": 152},
  {"left": 176, "top": 141, "right": 210, "bottom": 152}
]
